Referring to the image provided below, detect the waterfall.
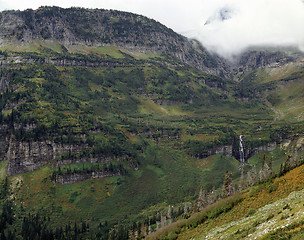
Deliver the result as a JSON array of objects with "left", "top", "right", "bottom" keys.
[{"left": 239, "top": 135, "right": 245, "bottom": 163}]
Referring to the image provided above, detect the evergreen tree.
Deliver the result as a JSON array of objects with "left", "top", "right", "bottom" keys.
[
  {"left": 284, "top": 155, "right": 292, "bottom": 173},
  {"left": 251, "top": 165, "right": 258, "bottom": 185},
  {"left": 259, "top": 155, "right": 270, "bottom": 182},
  {"left": 238, "top": 167, "right": 244, "bottom": 191},
  {"left": 183, "top": 204, "right": 188, "bottom": 216},
  {"left": 166, "top": 205, "right": 172, "bottom": 219},
  {"left": 207, "top": 186, "right": 217, "bottom": 205},
  {"left": 269, "top": 157, "right": 273, "bottom": 177},
  {"left": 223, "top": 171, "right": 233, "bottom": 198},
  {"left": 161, "top": 214, "right": 166, "bottom": 228},
  {"left": 247, "top": 169, "right": 254, "bottom": 187},
  {"left": 197, "top": 186, "right": 208, "bottom": 210}
]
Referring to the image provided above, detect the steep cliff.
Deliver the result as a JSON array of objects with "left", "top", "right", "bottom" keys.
[
  {"left": 0, "top": 6, "right": 228, "bottom": 74},
  {"left": 5, "top": 135, "right": 89, "bottom": 176},
  {"left": 232, "top": 49, "right": 301, "bottom": 74}
]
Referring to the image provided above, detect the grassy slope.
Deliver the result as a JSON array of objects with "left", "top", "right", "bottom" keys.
[
  {"left": 272, "top": 78, "right": 304, "bottom": 122},
  {"left": 177, "top": 163, "right": 304, "bottom": 240},
  {"left": 146, "top": 156, "right": 304, "bottom": 240},
  {"left": 147, "top": 141, "right": 303, "bottom": 240},
  {"left": 255, "top": 59, "right": 304, "bottom": 123}
]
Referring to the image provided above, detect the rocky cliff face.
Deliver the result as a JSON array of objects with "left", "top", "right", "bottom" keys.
[
  {"left": 5, "top": 136, "right": 90, "bottom": 176},
  {"left": 192, "top": 142, "right": 278, "bottom": 162},
  {"left": 55, "top": 171, "right": 119, "bottom": 184},
  {"left": 0, "top": 7, "right": 228, "bottom": 75},
  {"left": 245, "top": 142, "right": 277, "bottom": 160},
  {"left": 3, "top": 133, "right": 116, "bottom": 176},
  {"left": 0, "top": 54, "right": 141, "bottom": 68},
  {"left": 233, "top": 49, "right": 299, "bottom": 73}
]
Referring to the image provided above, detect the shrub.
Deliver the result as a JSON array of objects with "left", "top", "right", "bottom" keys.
[
  {"left": 245, "top": 209, "right": 256, "bottom": 217},
  {"left": 266, "top": 214, "right": 275, "bottom": 221},
  {"left": 266, "top": 182, "right": 277, "bottom": 193}
]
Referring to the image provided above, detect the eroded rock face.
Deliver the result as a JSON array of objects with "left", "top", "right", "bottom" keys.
[
  {"left": 55, "top": 171, "right": 119, "bottom": 184},
  {"left": 5, "top": 137, "right": 89, "bottom": 176},
  {"left": 191, "top": 142, "right": 278, "bottom": 162},
  {"left": 212, "top": 145, "right": 233, "bottom": 157},
  {"left": 233, "top": 50, "right": 297, "bottom": 73},
  {"left": 0, "top": 56, "right": 140, "bottom": 68},
  {"left": 4, "top": 133, "right": 115, "bottom": 176},
  {"left": 245, "top": 142, "right": 277, "bottom": 160},
  {"left": 192, "top": 145, "right": 233, "bottom": 159}
]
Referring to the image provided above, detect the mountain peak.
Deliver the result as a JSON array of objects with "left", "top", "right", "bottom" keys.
[{"left": 204, "top": 7, "right": 235, "bottom": 25}]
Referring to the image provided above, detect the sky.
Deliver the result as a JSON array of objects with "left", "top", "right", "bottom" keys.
[{"left": 0, "top": 0, "right": 303, "bottom": 58}]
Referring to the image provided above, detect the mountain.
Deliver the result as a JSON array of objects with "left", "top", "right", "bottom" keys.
[
  {"left": 0, "top": 6, "right": 303, "bottom": 240},
  {"left": 0, "top": 6, "right": 228, "bottom": 74}
]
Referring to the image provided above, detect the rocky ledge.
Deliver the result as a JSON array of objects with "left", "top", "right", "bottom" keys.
[{"left": 54, "top": 171, "right": 120, "bottom": 184}]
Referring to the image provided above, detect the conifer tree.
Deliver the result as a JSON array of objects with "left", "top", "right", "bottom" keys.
[
  {"left": 238, "top": 167, "right": 244, "bottom": 191},
  {"left": 183, "top": 204, "right": 188, "bottom": 216},
  {"left": 141, "top": 223, "right": 147, "bottom": 237},
  {"left": 223, "top": 171, "right": 233, "bottom": 198},
  {"left": 260, "top": 155, "right": 269, "bottom": 182},
  {"left": 251, "top": 165, "right": 258, "bottom": 185},
  {"left": 161, "top": 214, "right": 166, "bottom": 228},
  {"left": 197, "top": 186, "right": 208, "bottom": 210},
  {"left": 269, "top": 157, "right": 273, "bottom": 177},
  {"left": 284, "top": 155, "right": 292, "bottom": 173},
  {"left": 247, "top": 169, "right": 254, "bottom": 187},
  {"left": 293, "top": 147, "right": 299, "bottom": 167},
  {"left": 167, "top": 205, "right": 172, "bottom": 224},
  {"left": 207, "top": 186, "right": 217, "bottom": 205}
]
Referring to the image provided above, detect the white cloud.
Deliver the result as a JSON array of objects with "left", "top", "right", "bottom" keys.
[
  {"left": 0, "top": 0, "right": 303, "bottom": 58},
  {"left": 197, "top": 0, "right": 304, "bottom": 58}
]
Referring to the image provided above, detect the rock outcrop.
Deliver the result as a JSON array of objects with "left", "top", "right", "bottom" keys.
[
  {"left": 192, "top": 142, "right": 277, "bottom": 161},
  {"left": 233, "top": 49, "right": 298, "bottom": 73},
  {"left": 191, "top": 145, "right": 233, "bottom": 159},
  {"left": 244, "top": 142, "right": 277, "bottom": 160},
  {"left": 0, "top": 54, "right": 143, "bottom": 69},
  {"left": 55, "top": 171, "right": 119, "bottom": 184},
  {"left": 5, "top": 136, "right": 89, "bottom": 176}
]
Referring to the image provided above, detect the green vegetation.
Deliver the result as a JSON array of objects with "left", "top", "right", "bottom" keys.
[
  {"left": 0, "top": 43, "right": 302, "bottom": 238},
  {"left": 0, "top": 8, "right": 303, "bottom": 238},
  {"left": 150, "top": 153, "right": 304, "bottom": 240}
]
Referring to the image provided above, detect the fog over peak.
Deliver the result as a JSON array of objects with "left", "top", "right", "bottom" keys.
[
  {"left": 195, "top": 0, "right": 304, "bottom": 59},
  {"left": 204, "top": 7, "right": 235, "bottom": 26}
]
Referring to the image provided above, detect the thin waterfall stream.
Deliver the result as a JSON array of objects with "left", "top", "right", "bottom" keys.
[{"left": 239, "top": 135, "right": 245, "bottom": 163}]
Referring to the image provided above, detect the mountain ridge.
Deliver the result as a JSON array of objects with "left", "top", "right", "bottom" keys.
[
  {"left": 0, "top": 6, "right": 303, "bottom": 80},
  {"left": 0, "top": 6, "right": 229, "bottom": 75}
]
